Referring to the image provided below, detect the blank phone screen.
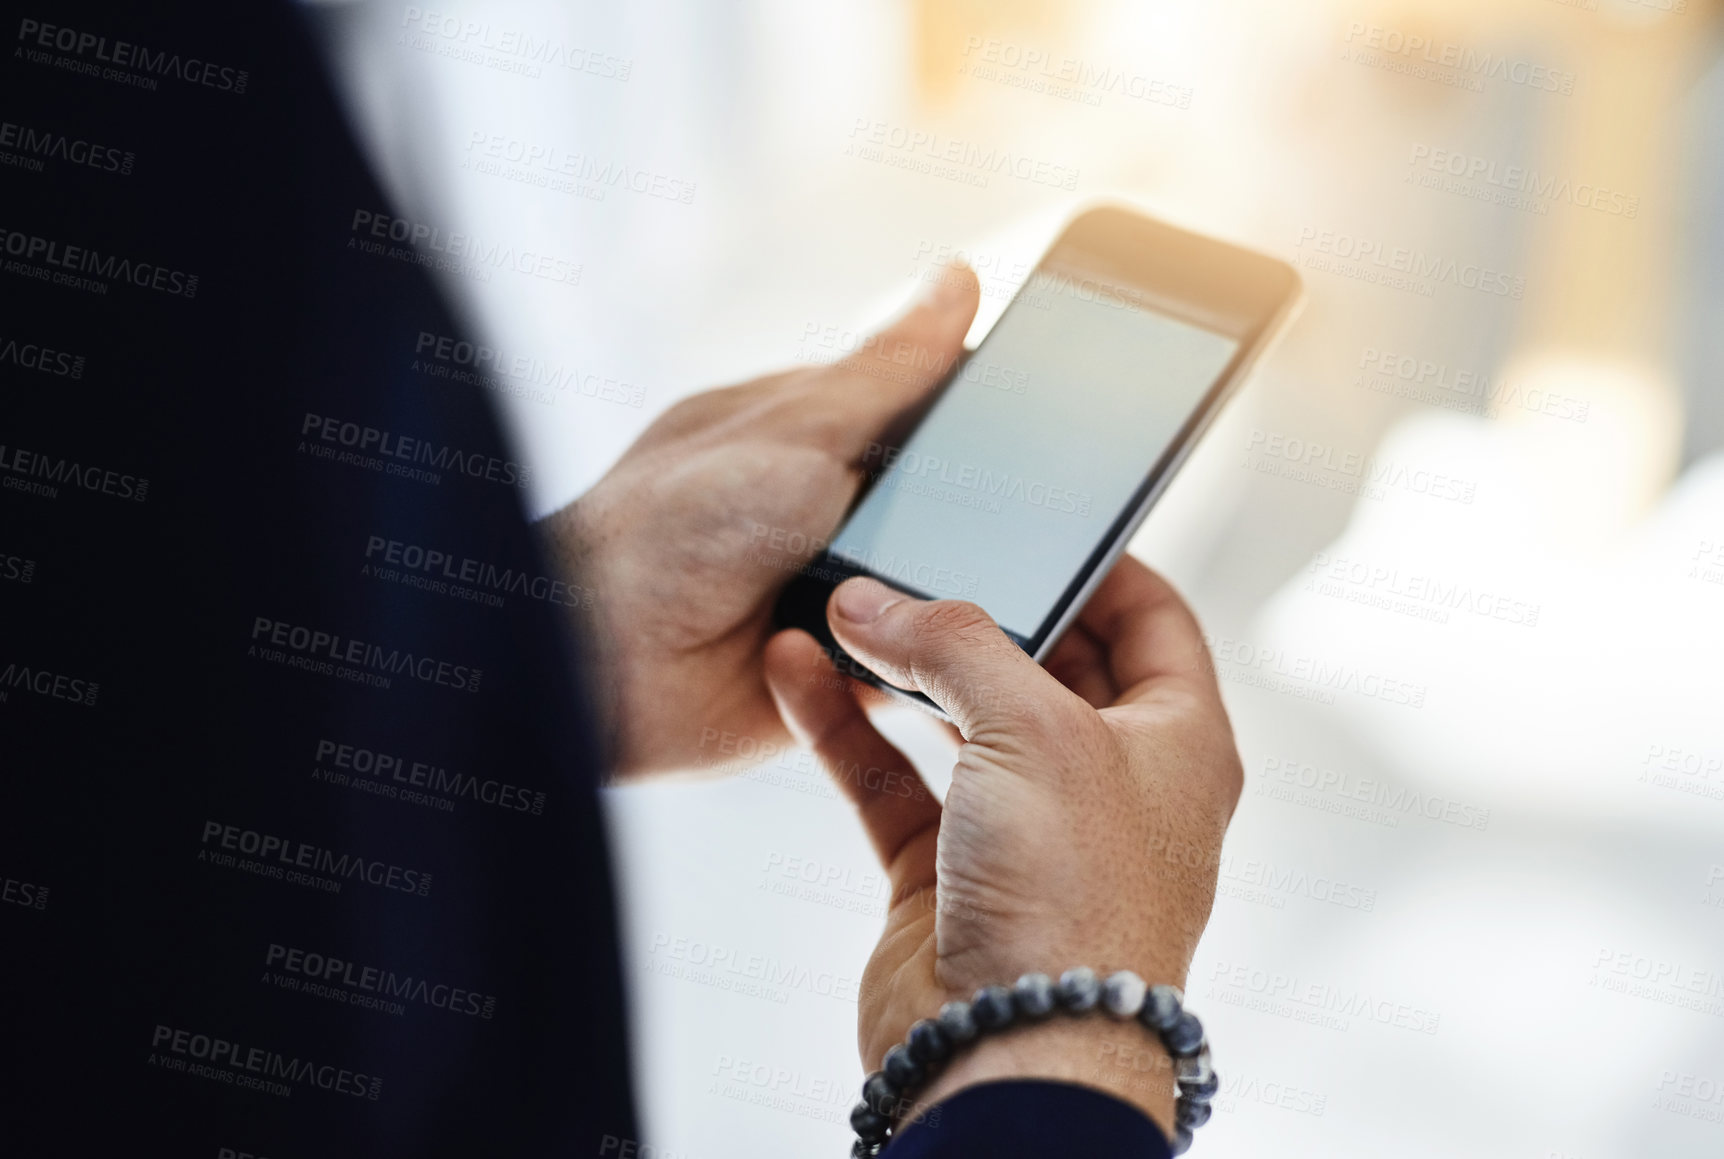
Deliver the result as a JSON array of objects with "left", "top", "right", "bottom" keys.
[{"left": 828, "top": 268, "right": 1240, "bottom": 640}]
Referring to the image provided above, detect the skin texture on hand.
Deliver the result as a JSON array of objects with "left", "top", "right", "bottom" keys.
[
  {"left": 540, "top": 267, "right": 982, "bottom": 778},
  {"left": 762, "top": 561, "right": 1244, "bottom": 1142}
]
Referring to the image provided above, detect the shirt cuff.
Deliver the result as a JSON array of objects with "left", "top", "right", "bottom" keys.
[{"left": 882, "top": 1078, "right": 1172, "bottom": 1158}]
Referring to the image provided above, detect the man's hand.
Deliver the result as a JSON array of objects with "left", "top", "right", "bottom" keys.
[
  {"left": 762, "top": 558, "right": 1243, "bottom": 1143},
  {"left": 541, "top": 267, "right": 980, "bottom": 777}
]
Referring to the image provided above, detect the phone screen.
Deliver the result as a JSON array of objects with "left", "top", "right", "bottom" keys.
[{"left": 827, "top": 262, "right": 1240, "bottom": 641}]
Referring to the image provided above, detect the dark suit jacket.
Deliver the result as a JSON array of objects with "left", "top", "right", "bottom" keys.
[{"left": 0, "top": 4, "right": 1168, "bottom": 1156}]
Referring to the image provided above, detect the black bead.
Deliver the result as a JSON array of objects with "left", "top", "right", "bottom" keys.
[
  {"left": 1180, "top": 1070, "right": 1220, "bottom": 1104},
  {"left": 1171, "top": 1125, "right": 1194, "bottom": 1156},
  {"left": 862, "top": 1071, "right": 897, "bottom": 1116},
  {"left": 907, "top": 1018, "right": 950, "bottom": 1064},
  {"left": 1175, "top": 1098, "right": 1213, "bottom": 1129},
  {"left": 971, "top": 984, "right": 1015, "bottom": 1030},
  {"left": 1162, "top": 1011, "right": 1204, "bottom": 1057},
  {"left": 1056, "top": 966, "right": 1101, "bottom": 1012},
  {"left": 850, "top": 1102, "right": 889, "bottom": 1142},
  {"left": 938, "top": 1000, "right": 978, "bottom": 1045},
  {"left": 1013, "top": 972, "right": 1057, "bottom": 1018},
  {"left": 1141, "top": 984, "right": 1183, "bottom": 1033},
  {"left": 851, "top": 1138, "right": 880, "bottom": 1159},
  {"left": 882, "top": 1043, "right": 924, "bottom": 1090}
]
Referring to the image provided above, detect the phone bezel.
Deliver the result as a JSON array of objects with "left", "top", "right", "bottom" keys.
[{"left": 772, "top": 204, "right": 1303, "bottom": 720}]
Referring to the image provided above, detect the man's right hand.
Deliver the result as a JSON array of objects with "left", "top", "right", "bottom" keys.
[{"left": 762, "top": 554, "right": 1243, "bottom": 1143}]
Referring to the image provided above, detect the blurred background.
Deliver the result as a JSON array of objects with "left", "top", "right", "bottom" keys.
[{"left": 308, "top": 1, "right": 1724, "bottom": 1154}]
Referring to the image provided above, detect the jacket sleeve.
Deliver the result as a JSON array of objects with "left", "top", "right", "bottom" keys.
[{"left": 885, "top": 1080, "right": 1173, "bottom": 1159}]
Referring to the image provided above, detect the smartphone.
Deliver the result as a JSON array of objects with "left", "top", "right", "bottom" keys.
[{"left": 773, "top": 205, "right": 1301, "bottom": 717}]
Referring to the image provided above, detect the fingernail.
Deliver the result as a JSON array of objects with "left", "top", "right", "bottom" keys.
[{"left": 834, "top": 578, "right": 904, "bottom": 624}]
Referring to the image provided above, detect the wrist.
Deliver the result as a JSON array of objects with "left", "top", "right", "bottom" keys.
[
  {"left": 905, "top": 1017, "right": 1177, "bottom": 1145},
  {"left": 537, "top": 499, "right": 628, "bottom": 769}
]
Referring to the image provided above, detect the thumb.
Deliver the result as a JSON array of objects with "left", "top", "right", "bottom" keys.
[
  {"left": 826, "top": 577, "right": 1084, "bottom": 739},
  {"left": 790, "top": 263, "right": 981, "bottom": 465}
]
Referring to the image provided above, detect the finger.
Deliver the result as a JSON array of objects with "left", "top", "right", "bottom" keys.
[
  {"left": 1041, "top": 621, "right": 1118, "bottom": 708},
  {"left": 1077, "top": 554, "right": 1222, "bottom": 707},
  {"left": 825, "top": 577, "right": 1086, "bottom": 740},
  {"left": 763, "top": 629, "right": 941, "bottom": 894},
  {"left": 781, "top": 264, "right": 981, "bottom": 463}
]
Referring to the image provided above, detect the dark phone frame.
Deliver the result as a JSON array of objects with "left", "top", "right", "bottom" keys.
[{"left": 773, "top": 204, "right": 1303, "bottom": 720}]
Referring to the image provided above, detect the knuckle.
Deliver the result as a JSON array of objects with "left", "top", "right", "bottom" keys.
[
  {"left": 913, "top": 599, "right": 997, "bottom": 643},
  {"left": 908, "top": 602, "right": 1004, "bottom": 673},
  {"left": 651, "top": 392, "right": 723, "bottom": 437}
]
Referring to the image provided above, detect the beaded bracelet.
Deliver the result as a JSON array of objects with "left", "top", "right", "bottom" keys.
[{"left": 847, "top": 968, "right": 1217, "bottom": 1157}]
